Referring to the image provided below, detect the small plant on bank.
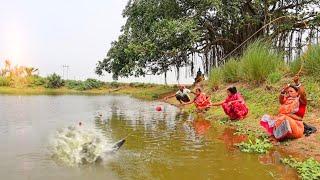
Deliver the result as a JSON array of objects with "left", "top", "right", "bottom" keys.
[
  {"left": 236, "top": 137, "right": 272, "bottom": 153},
  {"left": 281, "top": 157, "right": 320, "bottom": 180}
]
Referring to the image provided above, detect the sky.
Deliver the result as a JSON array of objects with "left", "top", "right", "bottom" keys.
[{"left": 0, "top": 0, "right": 196, "bottom": 84}]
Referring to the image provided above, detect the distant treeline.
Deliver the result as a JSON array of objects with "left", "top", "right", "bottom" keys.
[{"left": 0, "top": 60, "right": 164, "bottom": 90}]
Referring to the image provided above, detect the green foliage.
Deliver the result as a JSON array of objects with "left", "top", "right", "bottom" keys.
[
  {"left": 303, "top": 44, "right": 320, "bottom": 81},
  {"left": 241, "top": 40, "right": 283, "bottom": 84},
  {"left": 65, "top": 79, "right": 105, "bottom": 91},
  {"left": 281, "top": 157, "right": 320, "bottom": 180},
  {"left": 84, "top": 79, "right": 104, "bottom": 89},
  {"left": 96, "top": 0, "right": 319, "bottom": 80},
  {"left": 0, "top": 76, "right": 9, "bottom": 86},
  {"left": 208, "top": 67, "right": 223, "bottom": 88},
  {"left": 110, "top": 81, "right": 120, "bottom": 88},
  {"left": 222, "top": 58, "right": 240, "bottom": 83},
  {"left": 236, "top": 137, "right": 272, "bottom": 153},
  {"left": 27, "top": 76, "right": 46, "bottom": 87},
  {"left": 45, "top": 73, "right": 64, "bottom": 88},
  {"left": 267, "top": 71, "right": 282, "bottom": 84},
  {"left": 289, "top": 58, "right": 302, "bottom": 75}
]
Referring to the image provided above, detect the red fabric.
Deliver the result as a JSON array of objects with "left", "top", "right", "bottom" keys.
[
  {"left": 295, "top": 103, "right": 306, "bottom": 118},
  {"left": 260, "top": 121, "right": 273, "bottom": 135},
  {"left": 194, "top": 93, "right": 212, "bottom": 110},
  {"left": 222, "top": 93, "right": 248, "bottom": 120}
]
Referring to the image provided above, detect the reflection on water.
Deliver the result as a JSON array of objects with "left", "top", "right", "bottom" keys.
[{"left": 0, "top": 95, "right": 298, "bottom": 180}]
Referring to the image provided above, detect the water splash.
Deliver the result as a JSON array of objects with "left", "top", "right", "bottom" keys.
[{"left": 50, "top": 126, "right": 112, "bottom": 166}]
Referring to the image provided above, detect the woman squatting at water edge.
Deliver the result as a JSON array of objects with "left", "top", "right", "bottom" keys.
[
  {"left": 181, "top": 87, "right": 212, "bottom": 112},
  {"left": 211, "top": 86, "right": 249, "bottom": 120}
]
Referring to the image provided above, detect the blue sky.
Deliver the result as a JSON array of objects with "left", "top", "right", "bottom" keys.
[{"left": 0, "top": 0, "right": 195, "bottom": 84}]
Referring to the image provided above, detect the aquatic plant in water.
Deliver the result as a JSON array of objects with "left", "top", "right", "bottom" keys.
[
  {"left": 236, "top": 137, "right": 272, "bottom": 153},
  {"left": 281, "top": 157, "right": 320, "bottom": 180}
]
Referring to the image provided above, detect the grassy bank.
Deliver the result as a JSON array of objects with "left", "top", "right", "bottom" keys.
[{"left": 0, "top": 83, "right": 177, "bottom": 101}]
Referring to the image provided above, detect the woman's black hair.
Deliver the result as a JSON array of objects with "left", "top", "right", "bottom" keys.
[
  {"left": 289, "top": 84, "right": 299, "bottom": 92},
  {"left": 227, "top": 86, "right": 237, "bottom": 94}
]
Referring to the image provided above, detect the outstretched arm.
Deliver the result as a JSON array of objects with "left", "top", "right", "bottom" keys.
[
  {"left": 212, "top": 101, "right": 224, "bottom": 106},
  {"left": 164, "top": 93, "right": 176, "bottom": 100}
]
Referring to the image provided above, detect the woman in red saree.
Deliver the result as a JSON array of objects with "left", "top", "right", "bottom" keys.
[
  {"left": 260, "top": 83, "right": 307, "bottom": 140},
  {"left": 183, "top": 88, "right": 212, "bottom": 111},
  {"left": 212, "top": 86, "right": 248, "bottom": 120}
]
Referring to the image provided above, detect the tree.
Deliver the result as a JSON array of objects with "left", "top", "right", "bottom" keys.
[{"left": 96, "top": 0, "right": 320, "bottom": 80}]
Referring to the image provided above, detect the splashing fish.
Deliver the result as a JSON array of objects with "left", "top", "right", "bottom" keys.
[{"left": 50, "top": 126, "right": 125, "bottom": 166}]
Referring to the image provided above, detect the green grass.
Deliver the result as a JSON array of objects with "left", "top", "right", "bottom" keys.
[
  {"left": 222, "top": 58, "right": 240, "bottom": 83},
  {"left": 208, "top": 67, "right": 223, "bottom": 89},
  {"left": 240, "top": 40, "right": 284, "bottom": 84},
  {"left": 303, "top": 44, "right": 320, "bottom": 81}
]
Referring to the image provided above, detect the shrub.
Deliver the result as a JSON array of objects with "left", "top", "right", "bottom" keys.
[
  {"left": 222, "top": 58, "right": 241, "bottom": 83},
  {"left": 27, "top": 75, "right": 46, "bottom": 87},
  {"left": 303, "top": 44, "right": 320, "bottom": 81},
  {"left": 0, "top": 76, "right": 10, "bottom": 86},
  {"left": 84, "top": 78, "right": 104, "bottom": 89},
  {"left": 45, "top": 73, "right": 64, "bottom": 88},
  {"left": 241, "top": 40, "right": 284, "bottom": 84},
  {"left": 110, "top": 81, "right": 120, "bottom": 88},
  {"left": 208, "top": 67, "right": 223, "bottom": 89}
]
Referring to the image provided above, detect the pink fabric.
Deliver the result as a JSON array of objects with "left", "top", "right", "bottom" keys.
[
  {"left": 194, "top": 93, "right": 212, "bottom": 110},
  {"left": 222, "top": 93, "right": 248, "bottom": 120}
]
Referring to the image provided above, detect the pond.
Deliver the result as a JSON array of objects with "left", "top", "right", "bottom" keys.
[{"left": 0, "top": 95, "right": 298, "bottom": 179}]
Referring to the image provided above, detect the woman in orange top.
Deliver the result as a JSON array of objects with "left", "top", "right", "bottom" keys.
[
  {"left": 260, "top": 84, "right": 305, "bottom": 140},
  {"left": 182, "top": 88, "right": 212, "bottom": 112}
]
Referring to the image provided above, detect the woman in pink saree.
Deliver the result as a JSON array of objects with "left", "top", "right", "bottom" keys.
[{"left": 212, "top": 86, "right": 248, "bottom": 120}]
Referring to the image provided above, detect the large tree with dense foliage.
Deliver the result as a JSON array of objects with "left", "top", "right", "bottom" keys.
[{"left": 96, "top": 0, "right": 320, "bottom": 81}]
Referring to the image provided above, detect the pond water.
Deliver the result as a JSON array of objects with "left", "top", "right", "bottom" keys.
[{"left": 0, "top": 95, "right": 298, "bottom": 180}]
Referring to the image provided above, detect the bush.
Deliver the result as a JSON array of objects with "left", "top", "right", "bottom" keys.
[
  {"left": 303, "top": 44, "right": 320, "bottom": 81},
  {"left": 208, "top": 67, "right": 223, "bottom": 89},
  {"left": 27, "top": 75, "right": 46, "bottom": 87},
  {"left": 241, "top": 40, "right": 284, "bottom": 84},
  {"left": 65, "top": 79, "right": 104, "bottom": 91},
  {"left": 45, "top": 73, "right": 64, "bottom": 88},
  {"left": 222, "top": 58, "right": 241, "bottom": 83},
  {"left": 110, "top": 81, "right": 120, "bottom": 88},
  {"left": 84, "top": 78, "right": 104, "bottom": 89},
  {"left": 0, "top": 76, "right": 10, "bottom": 86},
  {"left": 65, "top": 80, "right": 83, "bottom": 90}
]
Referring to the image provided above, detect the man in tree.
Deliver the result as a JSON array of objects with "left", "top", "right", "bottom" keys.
[{"left": 164, "top": 85, "right": 193, "bottom": 104}]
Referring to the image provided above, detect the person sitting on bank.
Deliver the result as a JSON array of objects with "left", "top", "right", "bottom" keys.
[
  {"left": 211, "top": 86, "right": 248, "bottom": 120},
  {"left": 164, "top": 85, "right": 193, "bottom": 104},
  {"left": 194, "top": 68, "right": 204, "bottom": 84}
]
